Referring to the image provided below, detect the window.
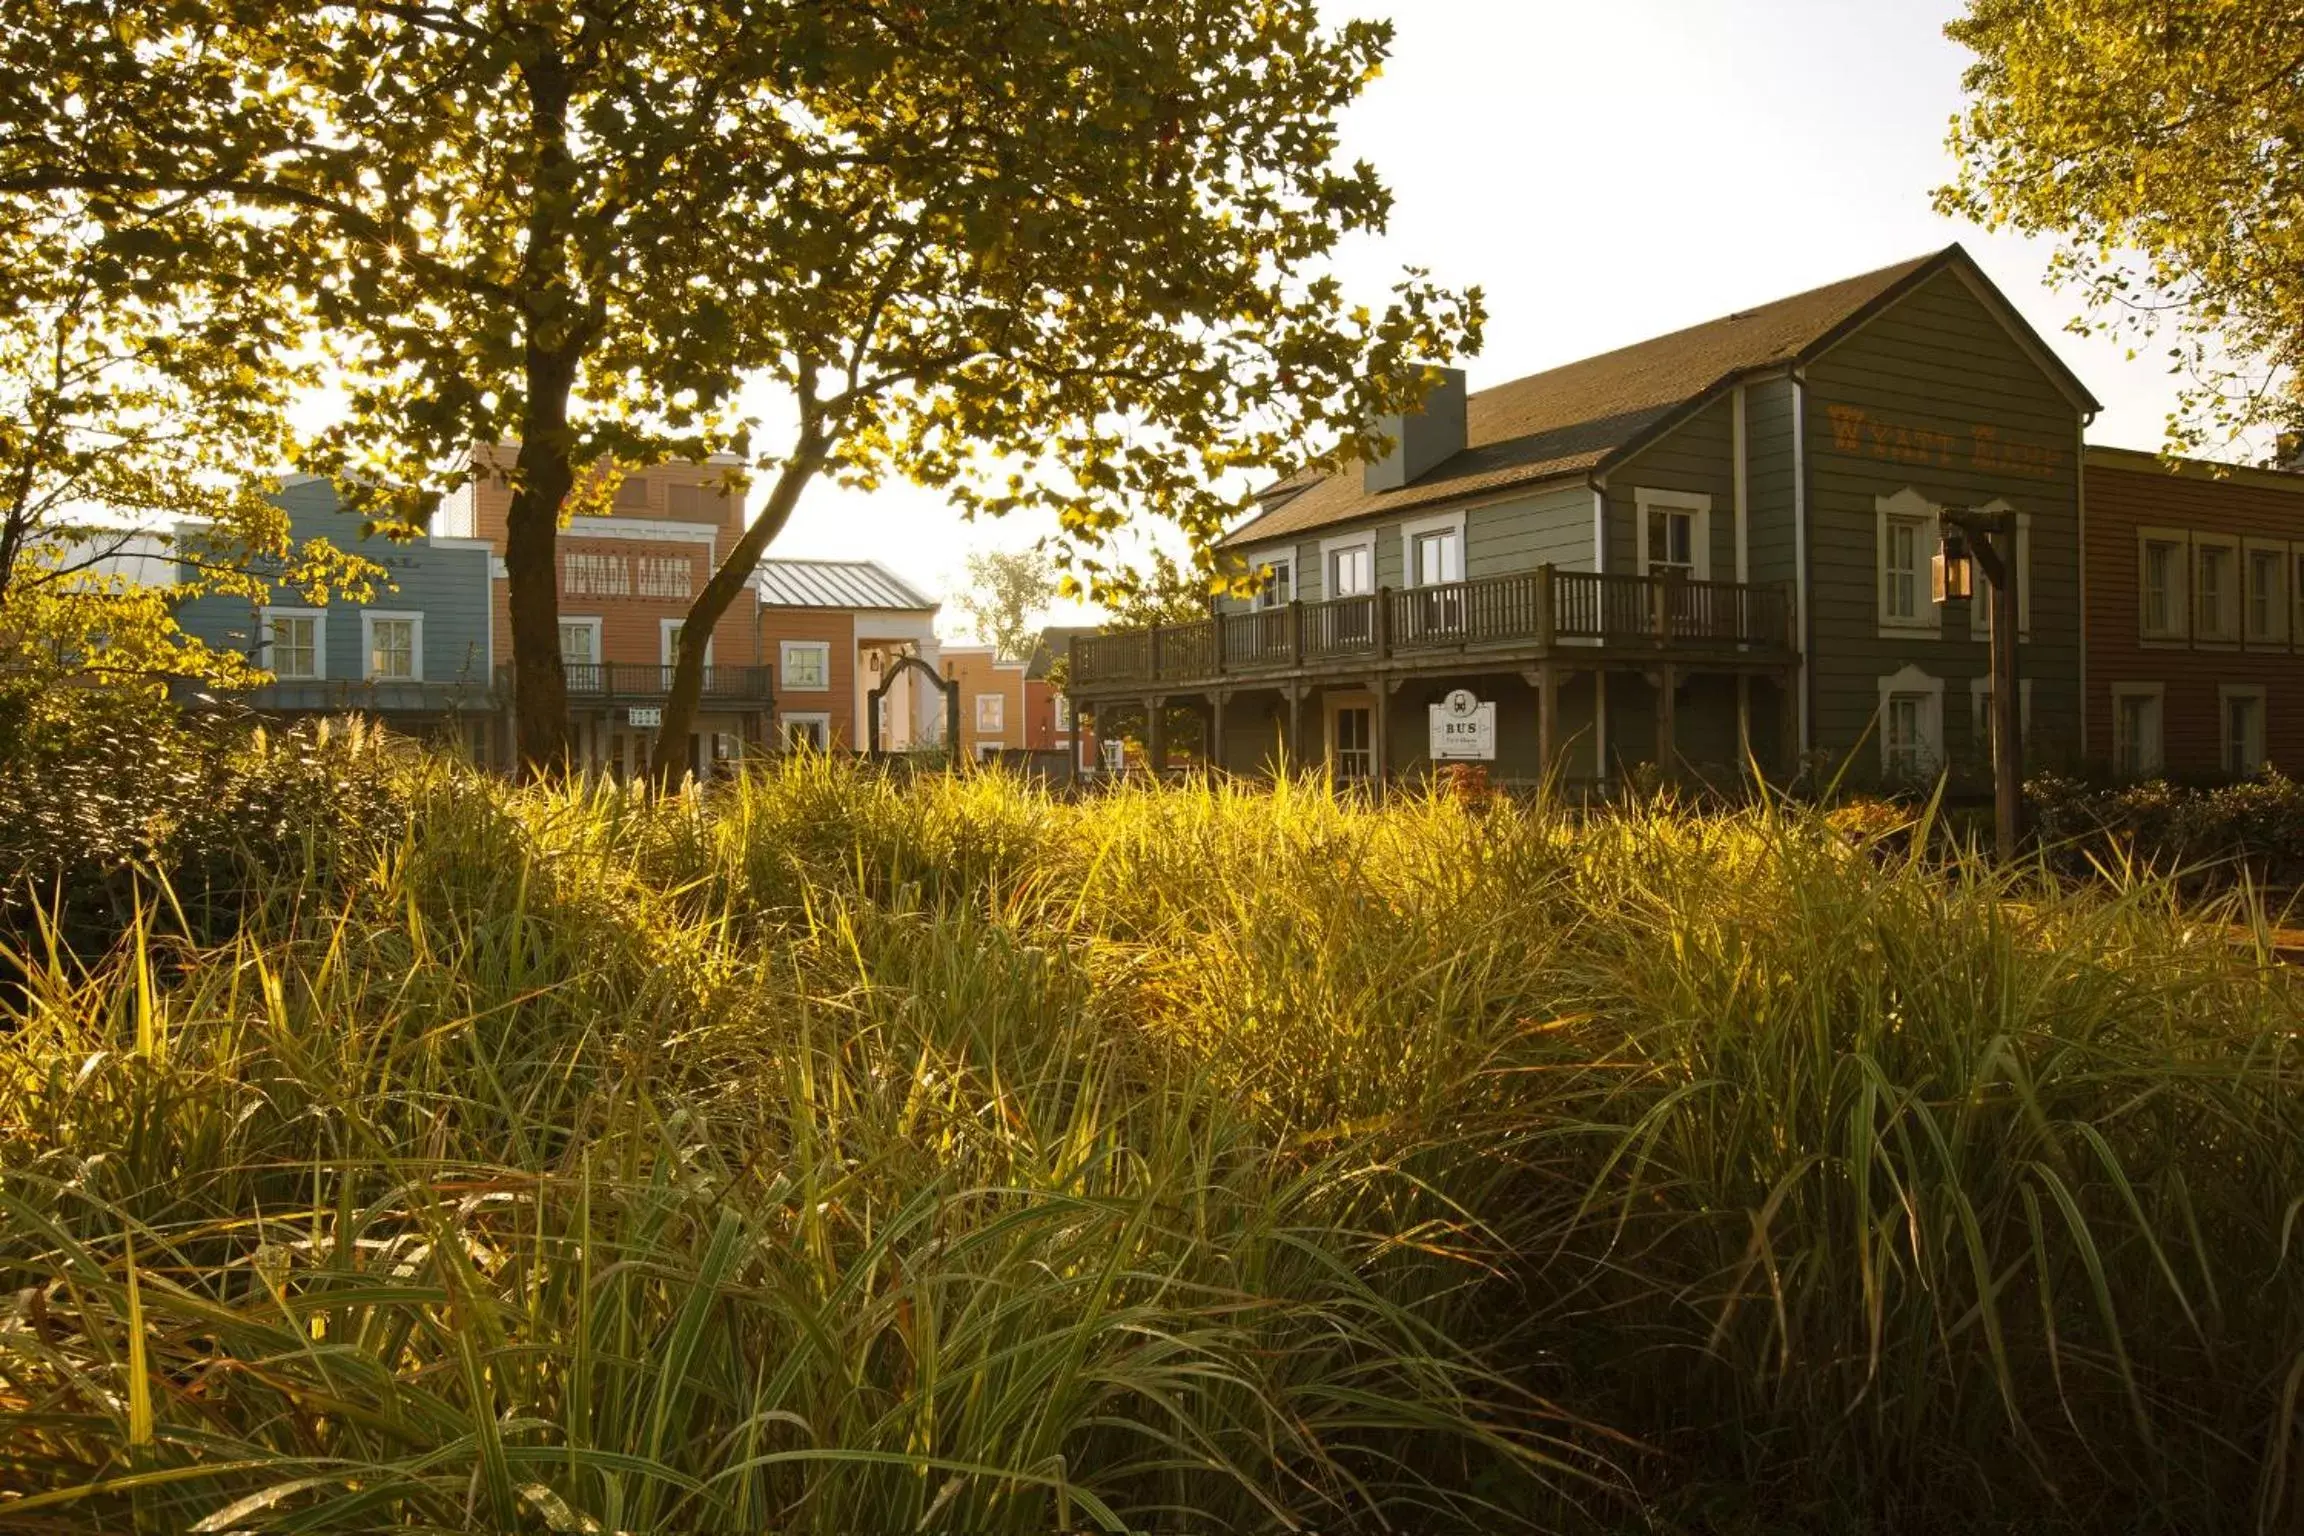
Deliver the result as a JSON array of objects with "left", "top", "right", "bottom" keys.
[
  {"left": 976, "top": 692, "right": 1006, "bottom": 733},
  {"left": 1875, "top": 489, "right": 1940, "bottom": 633},
  {"left": 363, "top": 614, "right": 420, "bottom": 681},
  {"left": 1973, "top": 504, "right": 2031, "bottom": 642},
  {"left": 1326, "top": 540, "right": 1374, "bottom": 597},
  {"left": 1254, "top": 554, "right": 1294, "bottom": 610},
  {"left": 1967, "top": 677, "right": 2034, "bottom": 769},
  {"left": 661, "top": 619, "right": 713, "bottom": 667},
  {"left": 1400, "top": 512, "right": 1466, "bottom": 638},
  {"left": 1330, "top": 701, "right": 1374, "bottom": 781},
  {"left": 977, "top": 741, "right": 1005, "bottom": 761},
  {"left": 612, "top": 475, "right": 650, "bottom": 512},
  {"left": 559, "top": 619, "right": 600, "bottom": 664},
  {"left": 1875, "top": 664, "right": 1943, "bottom": 782},
  {"left": 2111, "top": 684, "right": 2164, "bottom": 780},
  {"left": 2195, "top": 535, "right": 2240, "bottom": 643},
  {"left": 264, "top": 609, "right": 323, "bottom": 680},
  {"left": 780, "top": 640, "right": 831, "bottom": 691},
  {"left": 1054, "top": 695, "right": 1073, "bottom": 731},
  {"left": 781, "top": 713, "right": 830, "bottom": 752},
  {"left": 1412, "top": 528, "right": 1460, "bottom": 585},
  {"left": 2140, "top": 534, "right": 2187, "bottom": 639},
  {"left": 1635, "top": 489, "right": 1710, "bottom": 580},
  {"left": 2220, "top": 684, "right": 2267, "bottom": 776},
  {"left": 2247, "top": 543, "right": 2289, "bottom": 645}
]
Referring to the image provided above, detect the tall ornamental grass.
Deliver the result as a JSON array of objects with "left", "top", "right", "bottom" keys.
[{"left": 2, "top": 736, "right": 2300, "bottom": 1533}]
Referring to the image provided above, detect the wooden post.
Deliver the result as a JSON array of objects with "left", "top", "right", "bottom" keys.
[
  {"left": 1990, "top": 529, "right": 2022, "bottom": 862},
  {"left": 1148, "top": 625, "right": 1163, "bottom": 684},
  {"left": 1656, "top": 665, "right": 1678, "bottom": 786},
  {"left": 1375, "top": 587, "right": 1393, "bottom": 659},
  {"left": 1291, "top": 599, "right": 1306, "bottom": 665},
  {"left": 1736, "top": 672, "right": 1753, "bottom": 780},
  {"left": 1146, "top": 696, "right": 1167, "bottom": 778},
  {"left": 1538, "top": 663, "right": 1559, "bottom": 785},
  {"left": 1779, "top": 670, "right": 1800, "bottom": 782},
  {"left": 1288, "top": 686, "right": 1306, "bottom": 774},
  {"left": 1372, "top": 681, "right": 1391, "bottom": 798},
  {"left": 1652, "top": 577, "right": 1669, "bottom": 646},
  {"left": 1209, "top": 691, "right": 1227, "bottom": 776},
  {"left": 1535, "top": 563, "right": 1556, "bottom": 648},
  {"left": 1212, "top": 612, "right": 1227, "bottom": 677}
]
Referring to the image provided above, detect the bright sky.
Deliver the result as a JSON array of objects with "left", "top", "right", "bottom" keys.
[{"left": 767, "top": 0, "right": 2188, "bottom": 638}]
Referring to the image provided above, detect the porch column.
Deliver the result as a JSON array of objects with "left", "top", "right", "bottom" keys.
[
  {"left": 1372, "top": 678, "right": 1391, "bottom": 798},
  {"left": 1656, "top": 666, "right": 1679, "bottom": 787},
  {"left": 1209, "top": 690, "right": 1227, "bottom": 777},
  {"left": 1288, "top": 686, "right": 1307, "bottom": 774},
  {"left": 1736, "top": 673, "right": 1753, "bottom": 781},
  {"left": 1779, "top": 671, "right": 1801, "bottom": 783},
  {"left": 1146, "top": 696, "right": 1167, "bottom": 777},
  {"left": 1538, "top": 663, "right": 1560, "bottom": 787}
]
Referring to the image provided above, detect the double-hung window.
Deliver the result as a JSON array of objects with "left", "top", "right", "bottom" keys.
[
  {"left": 2111, "top": 684, "right": 2164, "bottom": 780},
  {"left": 780, "top": 640, "right": 831, "bottom": 691},
  {"left": 976, "top": 693, "right": 1006, "bottom": 733},
  {"left": 2246, "top": 544, "right": 2289, "bottom": 645},
  {"left": 1876, "top": 489, "right": 1939, "bottom": 633},
  {"left": 1884, "top": 695, "right": 1927, "bottom": 780},
  {"left": 1402, "top": 514, "right": 1465, "bottom": 639},
  {"left": 2195, "top": 535, "right": 2240, "bottom": 643},
  {"left": 365, "top": 615, "right": 419, "bottom": 681},
  {"left": 265, "top": 610, "right": 323, "bottom": 680},
  {"left": 2140, "top": 535, "right": 2187, "bottom": 639},
  {"left": 2220, "top": 685, "right": 2267, "bottom": 777},
  {"left": 1254, "top": 555, "right": 1294, "bottom": 610},
  {"left": 1327, "top": 542, "right": 1373, "bottom": 597}
]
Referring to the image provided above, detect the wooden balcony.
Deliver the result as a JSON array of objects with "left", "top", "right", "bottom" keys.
[
  {"left": 1067, "top": 565, "right": 1796, "bottom": 694},
  {"left": 496, "top": 663, "right": 777, "bottom": 702}
]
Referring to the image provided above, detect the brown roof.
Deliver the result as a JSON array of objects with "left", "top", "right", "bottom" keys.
[{"left": 1224, "top": 245, "right": 2075, "bottom": 548}]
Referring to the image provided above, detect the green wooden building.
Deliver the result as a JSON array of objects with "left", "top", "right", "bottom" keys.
[{"left": 1065, "top": 245, "right": 2098, "bottom": 791}]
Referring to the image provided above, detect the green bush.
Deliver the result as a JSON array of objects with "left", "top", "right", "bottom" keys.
[
  {"left": 2030, "top": 771, "right": 2304, "bottom": 891},
  {"left": 1, "top": 758, "right": 2299, "bottom": 1533}
]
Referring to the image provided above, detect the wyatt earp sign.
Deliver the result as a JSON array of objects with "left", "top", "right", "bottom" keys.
[{"left": 1429, "top": 688, "right": 1496, "bottom": 760}]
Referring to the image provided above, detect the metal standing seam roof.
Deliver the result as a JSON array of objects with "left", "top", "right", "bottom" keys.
[
  {"left": 1222, "top": 244, "right": 2098, "bottom": 549},
  {"left": 753, "top": 558, "right": 939, "bottom": 611}
]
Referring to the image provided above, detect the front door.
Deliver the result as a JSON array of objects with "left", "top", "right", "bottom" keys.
[{"left": 1327, "top": 692, "right": 1376, "bottom": 782}]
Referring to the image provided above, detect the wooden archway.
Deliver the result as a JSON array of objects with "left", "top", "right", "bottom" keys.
[{"left": 866, "top": 652, "right": 961, "bottom": 756}]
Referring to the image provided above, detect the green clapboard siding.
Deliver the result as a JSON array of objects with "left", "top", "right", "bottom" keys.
[
  {"left": 1801, "top": 266, "right": 2084, "bottom": 786},
  {"left": 1604, "top": 393, "right": 1737, "bottom": 580},
  {"left": 1745, "top": 376, "right": 1800, "bottom": 587}
]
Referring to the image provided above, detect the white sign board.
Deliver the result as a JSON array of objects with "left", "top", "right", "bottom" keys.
[
  {"left": 1428, "top": 688, "right": 1495, "bottom": 760},
  {"left": 627, "top": 707, "right": 663, "bottom": 728}
]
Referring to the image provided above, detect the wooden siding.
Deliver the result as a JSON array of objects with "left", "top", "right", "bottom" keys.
[
  {"left": 1802, "top": 266, "right": 2085, "bottom": 786},
  {"left": 173, "top": 479, "right": 495, "bottom": 693},
  {"left": 1745, "top": 376, "right": 1800, "bottom": 587},
  {"left": 2084, "top": 457, "right": 2304, "bottom": 776},
  {"left": 1605, "top": 393, "right": 1738, "bottom": 580},
  {"left": 760, "top": 609, "right": 857, "bottom": 748},
  {"left": 1466, "top": 482, "right": 1596, "bottom": 577}
]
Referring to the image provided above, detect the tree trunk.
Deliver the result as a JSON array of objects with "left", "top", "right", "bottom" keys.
[
  {"left": 504, "top": 350, "right": 579, "bottom": 776},
  {"left": 649, "top": 436, "right": 826, "bottom": 788}
]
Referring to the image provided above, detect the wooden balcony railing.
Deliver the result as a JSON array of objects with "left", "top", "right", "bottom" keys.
[
  {"left": 496, "top": 663, "right": 777, "bottom": 701},
  {"left": 1068, "top": 564, "right": 1795, "bottom": 689}
]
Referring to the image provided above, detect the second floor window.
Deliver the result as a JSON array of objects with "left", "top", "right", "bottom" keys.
[
  {"left": 2197, "top": 543, "right": 2235, "bottom": 641},
  {"left": 1255, "top": 557, "right": 1294, "bottom": 609},
  {"left": 976, "top": 693, "right": 1005, "bottom": 733},
  {"left": 367, "top": 617, "right": 417, "bottom": 681},
  {"left": 1411, "top": 527, "right": 1461, "bottom": 586},
  {"left": 1646, "top": 509, "right": 1695, "bottom": 577},
  {"left": 2249, "top": 548, "right": 2286, "bottom": 643},
  {"left": 2141, "top": 539, "right": 2184, "bottom": 637},
  {"left": 1054, "top": 695, "right": 1073, "bottom": 730},
  {"left": 1882, "top": 516, "right": 1924, "bottom": 622},
  {"left": 559, "top": 622, "right": 597, "bottom": 665},
  {"left": 781, "top": 640, "right": 830, "bottom": 690},
  {"left": 1327, "top": 543, "right": 1373, "bottom": 597},
  {"left": 269, "top": 613, "right": 319, "bottom": 680}
]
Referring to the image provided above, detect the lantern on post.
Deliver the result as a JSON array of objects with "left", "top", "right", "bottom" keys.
[{"left": 1935, "top": 506, "right": 2020, "bottom": 862}]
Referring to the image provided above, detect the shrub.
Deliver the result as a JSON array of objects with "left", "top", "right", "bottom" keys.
[{"left": 2029, "top": 771, "right": 2304, "bottom": 891}]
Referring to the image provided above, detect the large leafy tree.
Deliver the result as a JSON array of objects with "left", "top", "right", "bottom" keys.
[
  {"left": 1941, "top": 0, "right": 2304, "bottom": 454},
  {"left": 1, "top": 1, "right": 1477, "bottom": 783},
  {"left": 0, "top": 200, "right": 372, "bottom": 735},
  {"left": 956, "top": 549, "right": 1055, "bottom": 664}
]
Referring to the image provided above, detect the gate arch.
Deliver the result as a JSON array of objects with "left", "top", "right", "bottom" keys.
[{"left": 866, "top": 652, "right": 961, "bottom": 756}]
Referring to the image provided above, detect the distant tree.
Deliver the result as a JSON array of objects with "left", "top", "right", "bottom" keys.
[
  {"left": 0, "top": 2, "right": 1480, "bottom": 787},
  {"left": 1941, "top": 0, "right": 2304, "bottom": 454},
  {"left": 1099, "top": 548, "right": 1230, "bottom": 632},
  {"left": 0, "top": 205, "right": 373, "bottom": 735},
  {"left": 958, "top": 549, "right": 1055, "bottom": 662}
]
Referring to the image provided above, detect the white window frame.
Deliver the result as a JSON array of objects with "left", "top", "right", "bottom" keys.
[
  {"left": 1398, "top": 509, "right": 1468, "bottom": 588},
  {"left": 1875, "top": 663, "right": 1945, "bottom": 781},
  {"left": 558, "top": 616, "right": 603, "bottom": 665},
  {"left": 780, "top": 712, "right": 831, "bottom": 752},
  {"left": 1053, "top": 694, "right": 1073, "bottom": 731},
  {"left": 2138, "top": 527, "right": 2190, "bottom": 643},
  {"left": 1325, "top": 691, "right": 1377, "bottom": 782},
  {"left": 661, "top": 617, "right": 714, "bottom": 667},
  {"left": 1633, "top": 488, "right": 1712, "bottom": 582},
  {"left": 2244, "top": 538, "right": 2290, "bottom": 647},
  {"left": 975, "top": 692, "right": 1006, "bottom": 733},
  {"left": 2193, "top": 532, "right": 2241, "bottom": 646},
  {"left": 2219, "top": 683, "right": 2268, "bottom": 776},
  {"left": 2293, "top": 545, "right": 2304, "bottom": 653},
  {"left": 361, "top": 610, "right": 424, "bottom": 683},
  {"left": 779, "top": 639, "right": 832, "bottom": 692},
  {"left": 261, "top": 606, "right": 326, "bottom": 681},
  {"left": 1875, "top": 488, "right": 1942, "bottom": 636},
  {"left": 1973, "top": 501, "right": 2031, "bottom": 642},
  {"left": 1966, "top": 675, "right": 2034, "bottom": 766},
  {"left": 1253, "top": 551, "right": 1296, "bottom": 610},
  {"left": 2109, "top": 682, "right": 2165, "bottom": 780},
  {"left": 976, "top": 741, "right": 1006, "bottom": 761},
  {"left": 1320, "top": 531, "right": 1377, "bottom": 598}
]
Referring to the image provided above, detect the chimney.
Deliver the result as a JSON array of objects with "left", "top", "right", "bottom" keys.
[{"left": 1363, "top": 368, "right": 1468, "bottom": 494}]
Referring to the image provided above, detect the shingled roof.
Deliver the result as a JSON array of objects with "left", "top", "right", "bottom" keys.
[{"left": 1224, "top": 245, "right": 2091, "bottom": 548}]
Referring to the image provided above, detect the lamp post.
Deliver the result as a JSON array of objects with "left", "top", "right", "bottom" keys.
[{"left": 1933, "top": 507, "right": 2021, "bottom": 862}]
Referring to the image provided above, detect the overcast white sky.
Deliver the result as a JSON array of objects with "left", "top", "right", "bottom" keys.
[{"left": 764, "top": 0, "right": 2187, "bottom": 637}]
